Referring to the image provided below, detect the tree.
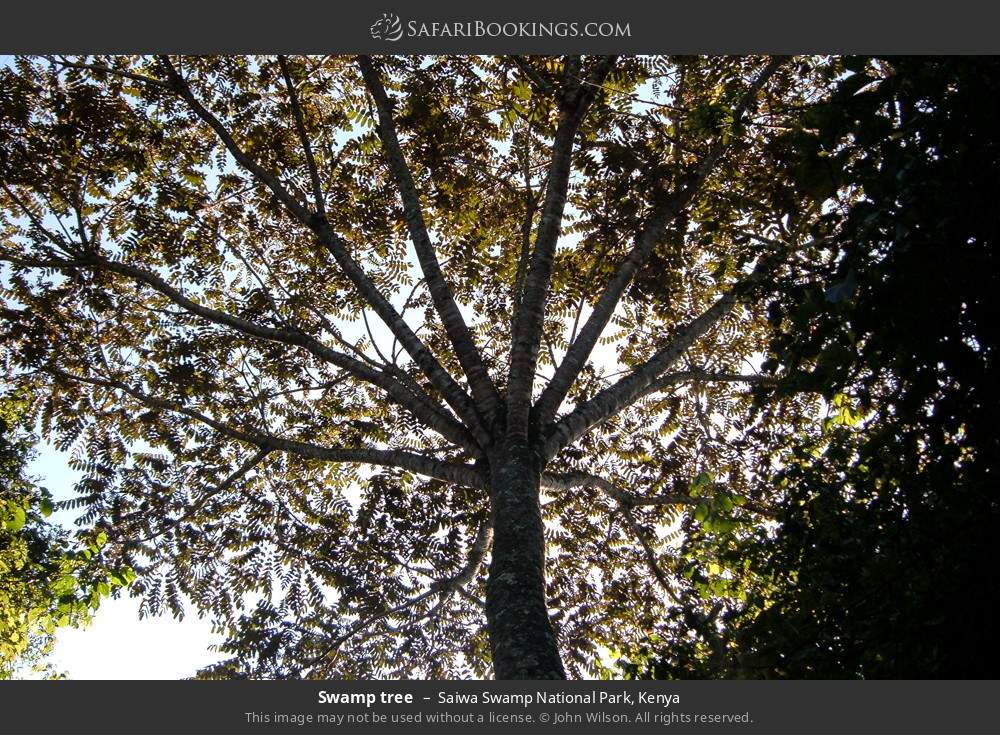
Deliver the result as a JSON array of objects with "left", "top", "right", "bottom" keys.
[
  {"left": 618, "top": 56, "right": 1000, "bottom": 679},
  {"left": 0, "top": 387, "right": 130, "bottom": 678},
  {"left": 1, "top": 54, "right": 827, "bottom": 679}
]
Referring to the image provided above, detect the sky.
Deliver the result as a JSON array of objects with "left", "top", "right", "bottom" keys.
[{"left": 29, "top": 443, "right": 224, "bottom": 679}]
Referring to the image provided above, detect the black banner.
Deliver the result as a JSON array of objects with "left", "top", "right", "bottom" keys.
[
  {"left": 3, "top": 680, "right": 998, "bottom": 734},
  {"left": 2, "top": 0, "right": 1000, "bottom": 53}
]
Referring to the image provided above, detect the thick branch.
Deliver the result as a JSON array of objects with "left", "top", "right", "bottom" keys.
[
  {"left": 505, "top": 56, "right": 616, "bottom": 439},
  {"left": 313, "top": 223, "right": 485, "bottom": 441},
  {"left": 510, "top": 140, "right": 543, "bottom": 338},
  {"left": 158, "top": 56, "right": 313, "bottom": 223},
  {"left": 157, "top": 56, "right": 484, "bottom": 442},
  {"left": 44, "top": 367, "right": 485, "bottom": 488},
  {"left": 542, "top": 268, "right": 766, "bottom": 461},
  {"left": 357, "top": 56, "right": 501, "bottom": 423},
  {"left": 533, "top": 59, "right": 785, "bottom": 427},
  {"left": 6, "top": 250, "right": 475, "bottom": 452}
]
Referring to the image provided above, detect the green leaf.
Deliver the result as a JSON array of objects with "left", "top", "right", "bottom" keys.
[
  {"left": 181, "top": 171, "right": 205, "bottom": 187},
  {"left": 5, "top": 506, "right": 26, "bottom": 532},
  {"left": 690, "top": 471, "right": 714, "bottom": 497}
]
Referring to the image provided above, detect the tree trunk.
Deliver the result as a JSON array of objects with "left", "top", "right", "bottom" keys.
[{"left": 485, "top": 441, "right": 566, "bottom": 679}]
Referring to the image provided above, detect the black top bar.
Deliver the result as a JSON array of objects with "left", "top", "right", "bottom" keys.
[{"left": 3, "top": 0, "right": 999, "bottom": 54}]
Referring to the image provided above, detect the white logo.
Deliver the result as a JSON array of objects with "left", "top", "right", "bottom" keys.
[{"left": 370, "top": 13, "right": 403, "bottom": 41}]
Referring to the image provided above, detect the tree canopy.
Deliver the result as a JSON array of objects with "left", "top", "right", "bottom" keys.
[{"left": 0, "top": 54, "right": 947, "bottom": 679}]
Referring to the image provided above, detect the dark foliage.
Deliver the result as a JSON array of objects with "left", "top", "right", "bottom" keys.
[{"left": 625, "top": 56, "right": 1000, "bottom": 679}]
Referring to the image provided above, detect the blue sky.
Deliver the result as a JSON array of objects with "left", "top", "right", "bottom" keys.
[{"left": 29, "top": 443, "right": 223, "bottom": 679}]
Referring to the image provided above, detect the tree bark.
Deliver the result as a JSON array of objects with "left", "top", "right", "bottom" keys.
[{"left": 485, "top": 441, "right": 566, "bottom": 679}]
